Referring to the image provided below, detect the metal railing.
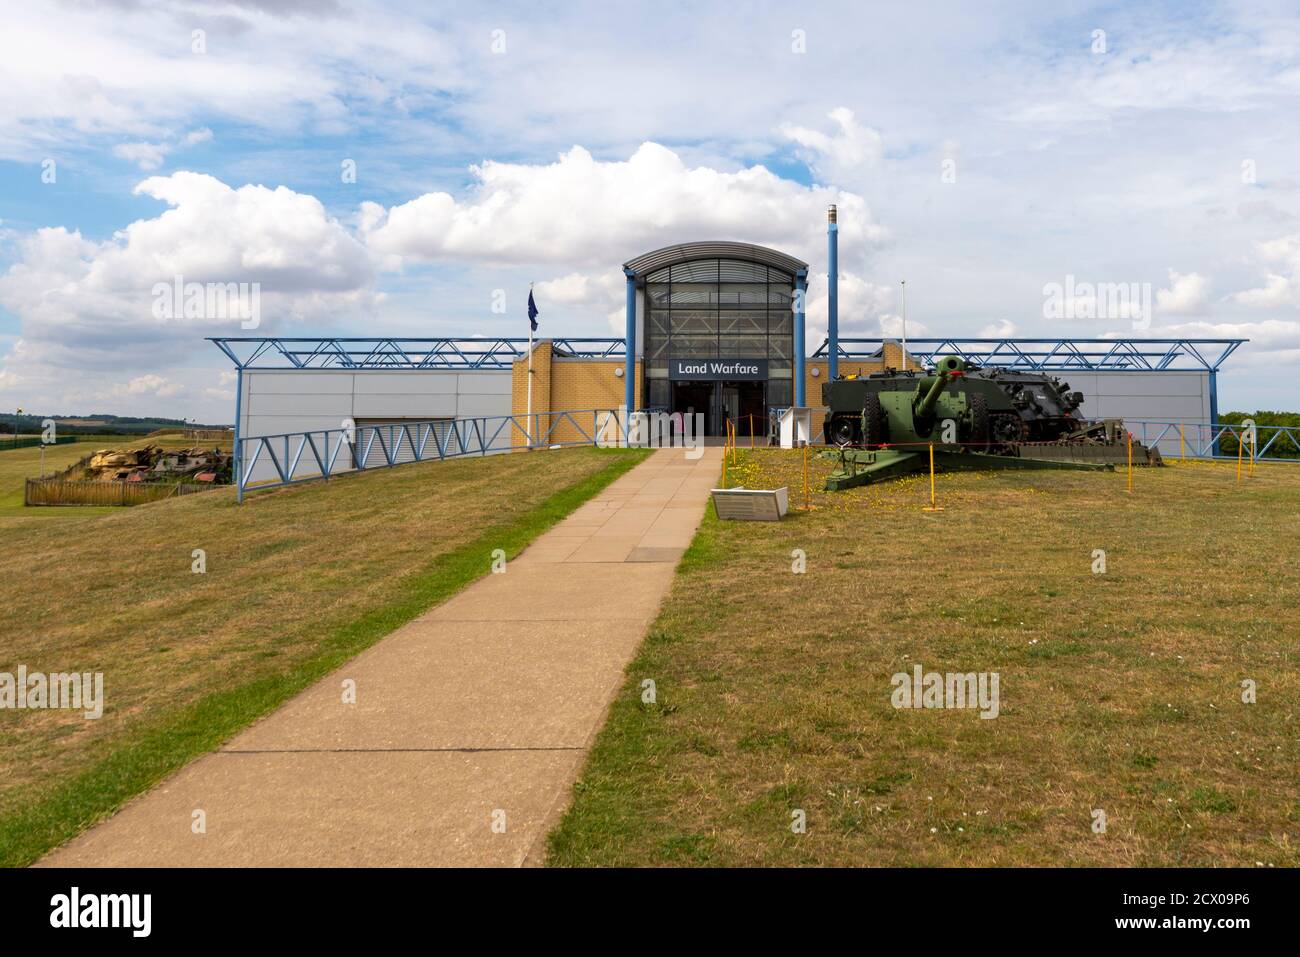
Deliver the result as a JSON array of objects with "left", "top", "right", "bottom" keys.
[
  {"left": 234, "top": 408, "right": 626, "bottom": 501},
  {"left": 1129, "top": 420, "right": 1300, "bottom": 461}
]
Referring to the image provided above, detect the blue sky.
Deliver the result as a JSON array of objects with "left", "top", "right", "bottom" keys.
[{"left": 1, "top": 0, "right": 1298, "bottom": 421}]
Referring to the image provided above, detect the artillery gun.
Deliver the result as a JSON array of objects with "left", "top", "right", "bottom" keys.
[{"left": 820, "top": 355, "right": 1162, "bottom": 490}]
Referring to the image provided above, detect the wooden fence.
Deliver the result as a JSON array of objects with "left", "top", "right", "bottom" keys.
[{"left": 24, "top": 478, "right": 218, "bottom": 507}]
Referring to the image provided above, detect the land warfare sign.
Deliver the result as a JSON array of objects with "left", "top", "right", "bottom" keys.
[{"left": 669, "top": 358, "right": 768, "bottom": 381}]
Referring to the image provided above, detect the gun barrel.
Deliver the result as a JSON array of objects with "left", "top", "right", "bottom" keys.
[
  {"left": 914, "top": 355, "right": 966, "bottom": 421},
  {"left": 914, "top": 370, "right": 950, "bottom": 420}
]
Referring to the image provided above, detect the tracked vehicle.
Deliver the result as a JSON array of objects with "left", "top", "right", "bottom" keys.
[{"left": 820, "top": 356, "right": 1162, "bottom": 490}]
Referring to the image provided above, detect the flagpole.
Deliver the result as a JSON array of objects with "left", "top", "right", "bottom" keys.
[
  {"left": 527, "top": 282, "right": 534, "bottom": 448},
  {"left": 900, "top": 279, "right": 907, "bottom": 368}
]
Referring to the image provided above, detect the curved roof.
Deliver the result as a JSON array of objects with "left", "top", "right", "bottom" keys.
[{"left": 623, "top": 240, "right": 807, "bottom": 279}]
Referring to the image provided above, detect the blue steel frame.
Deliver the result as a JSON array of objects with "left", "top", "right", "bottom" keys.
[
  {"left": 812, "top": 337, "right": 1244, "bottom": 372},
  {"left": 826, "top": 217, "right": 839, "bottom": 381},
  {"left": 234, "top": 408, "right": 625, "bottom": 501},
  {"left": 814, "top": 338, "right": 1246, "bottom": 456},
  {"left": 794, "top": 269, "right": 808, "bottom": 406},
  {"left": 208, "top": 336, "right": 625, "bottom": 370},
  {"left": 624, "top": 269, "right": 637, "bottom": 428}
]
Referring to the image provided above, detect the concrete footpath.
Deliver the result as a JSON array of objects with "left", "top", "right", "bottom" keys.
[{"left": 40, "top": 447, "right": 721, "bottom": 867}]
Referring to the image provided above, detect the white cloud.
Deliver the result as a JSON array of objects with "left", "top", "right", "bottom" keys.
[
  {"left": 979, "top": 320, "right": 1018, "bottom": 337},
  {"left": 779, "top": 108, "right": 884, "bottom": 184},
  {"left": 0, "top": 172, "right": 377, "bottom": 414},
  {"left": 1232, "top": 234, "right": 1300, "bottom": 308},
  {"left": 803, "top": 271, "right": 896, "bottom": 346},
  {"left": 361, "top": 142, "right": 885, "bottom": 270},
  {"left": 110, "top": 128, "right": 215, "bottom": 170},
  {"left": 112, "top": 141, "right": 169, "bottom": 171},
  {"left": 1156, "top": 270, "right": 1210, "bottom": 315},
  {"left": 116, "top": 374, "right": 182, "bottom": 398}
]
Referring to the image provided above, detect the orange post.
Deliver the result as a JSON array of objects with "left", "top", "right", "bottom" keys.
[
  {"left": 922, "top": 443, "right": 943, "bottom": 512},
  {"left": 749, "top": 413, "right": 754, "bottom": 449},
  {"left": 1126, "top": 431, "right": 1133, "bottom": 493}
]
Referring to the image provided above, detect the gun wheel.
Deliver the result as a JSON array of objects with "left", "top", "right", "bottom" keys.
[{"left": 862, "top": 392, "right": 887, "bottom": 447}]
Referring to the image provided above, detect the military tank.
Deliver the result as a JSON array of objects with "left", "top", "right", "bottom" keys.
[{"left": 820, "top": 356, "right": 1162, "bottom": 490}]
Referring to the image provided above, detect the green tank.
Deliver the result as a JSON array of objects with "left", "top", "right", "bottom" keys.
[{"left": 820, "top": 355, "right": 1162, "bottom": 490}]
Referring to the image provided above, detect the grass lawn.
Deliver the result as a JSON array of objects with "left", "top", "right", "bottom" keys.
[
  {"left": 549, "top": 451, "right": 1299, "bottom": 867},
  {"left": 0, "top": 445, "right": 648, "bottom": 866}
]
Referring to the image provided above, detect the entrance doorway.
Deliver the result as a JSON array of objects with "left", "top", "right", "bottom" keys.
[
  {"left": 671, "top": 381, "right": 713, "bottom": 436},
  {"left": 670, "top": 380, "right": 766, "bottom": 436}
]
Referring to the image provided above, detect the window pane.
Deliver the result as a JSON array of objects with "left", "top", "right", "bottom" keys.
[
  {"left": 767, "top": 379, "right": 792, "bottom": 407},
  {"left": 719, "top": 311, "right": 766, "bottom": 334},
  {"left": 673, "top": 334, "right": 716, "bottom": 357},
  {"left": 670, "top": 312, "right": 716, "bottom": 334},
  {"left": 719, "top": 334, "right": 767, "bottom": 357},
  {"left": 671, "top": 260, "right": 718, "bottom": 283},
  {"left": 719, "top": 259, "right": 769, "bottom": 283}
]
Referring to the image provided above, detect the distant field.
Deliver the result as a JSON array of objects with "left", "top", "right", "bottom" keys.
[
  {"left": 0, "top": 445, "right": 648, "bottom": 865},
  {"left": 0, "top": 434, "right": 233, "bottom": 520},
  {"left": 549, "top": 451, "right": 1300, "bottom": 867}
]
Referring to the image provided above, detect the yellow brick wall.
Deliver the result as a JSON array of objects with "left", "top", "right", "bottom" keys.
[
  {"left": 511, "top": 340, "right": 918, "bottom": 445},
  {"left": 510, "top": 342, "right": 551, "bottom": 448},
  {"left": 511, "top": 341, "right": 640, "bottom": 446}
]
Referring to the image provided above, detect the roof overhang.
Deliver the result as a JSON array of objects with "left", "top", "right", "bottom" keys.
[{"left": 623, "top": 241, "right": 808, "bottom": 280}]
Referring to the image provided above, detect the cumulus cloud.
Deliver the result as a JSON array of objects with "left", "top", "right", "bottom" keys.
[
  {"left": 1156, "top": 270, "right": 1210, "bottom": 315},
  {"left": 1232, "top": 234, "right": 1300, "bottom": 309},
  {"left": 112, "top": 141, "right": 169, "bottom": 171},
  {"left": 979, "top": 319, "right": 1018, "bottom": 337},
  {"left": 110, "top": 128, "right": 214, "bottom": 170},
  {"left": 779, "top": 108, "right": 884, "bottom": 185},
  {"left": 803, "top": 271, "right": 896, "bottom": 346},
  {"left": 116, "top": 374, "right": 182, "bottom": 398},
  {"left": 361, "top": 141, "right": 885, "bottom": 270},
  {"left": 0, "top": 171, "right": 377, "bottom": 413}
]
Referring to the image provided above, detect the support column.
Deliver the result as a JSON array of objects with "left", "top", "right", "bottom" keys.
[
  {"left": 827, "top": 205, "right": 839, "bottom": 381},
  {"left": 794, "top": 269, "right": 808, "bottom": 407},
  {"left": 623, "top": 268, "right": 637, "bottom": 434},
  {"left": 1209, "top": 369, "right": 1220, "bottom": 456},
  {"left": 233, "top": 367, "right": 243, "bottom": 503}
]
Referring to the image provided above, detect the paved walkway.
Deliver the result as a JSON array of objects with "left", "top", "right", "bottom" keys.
[{"left": 40, "top": 447, "right": 721, "bottom": 867}]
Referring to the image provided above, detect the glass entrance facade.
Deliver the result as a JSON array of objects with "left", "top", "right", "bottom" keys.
[{"left": 641, "top": 257, "right": 795, "bottom": 433}]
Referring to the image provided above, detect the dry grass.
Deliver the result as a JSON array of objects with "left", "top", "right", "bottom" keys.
[
  {"left": 549, "top": 451, "right": 1300, "bottom": 866},
  {"left": 0, "top": 446, "right": 644, "bottom": 860}
]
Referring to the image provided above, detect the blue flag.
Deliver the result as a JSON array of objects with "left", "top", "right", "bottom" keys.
[{"left": 527, "top": 288, "right": 539, "bottom": 332}]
